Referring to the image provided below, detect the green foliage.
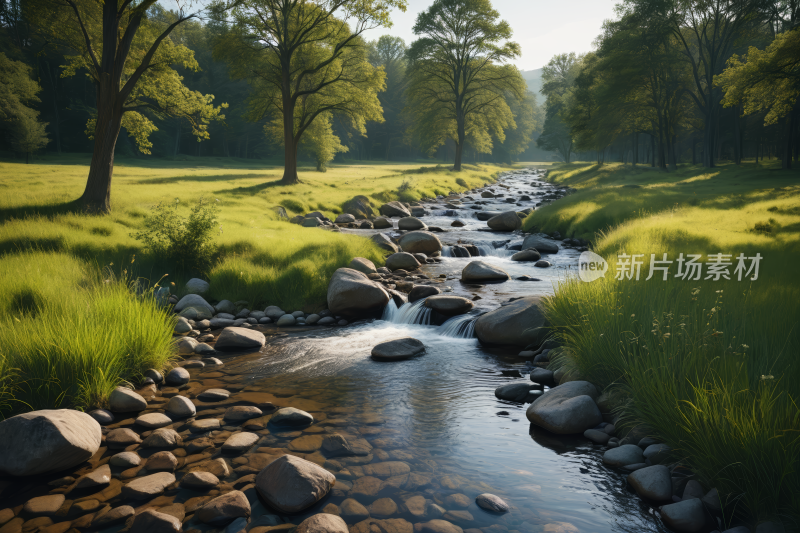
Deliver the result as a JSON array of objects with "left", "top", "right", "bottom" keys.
[
  {"left": 536, "top": 53, "right": 580, "bottom": 162},
  {"left": 133, "top": 197, "right": 219, "bottom": 272},
  {"left": 11, "top": 109, "right": 50, "bottom": 160},
  {"left": 0, "top": 52, "right": 50, "bottom": 160}
]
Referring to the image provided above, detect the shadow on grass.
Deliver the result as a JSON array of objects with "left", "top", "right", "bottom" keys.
[
  {"left": 134, "top": 173, "right": 276, "bottom": 186},
  {"left": 0, "top": 199, "right": 84, "bottom": 224}
]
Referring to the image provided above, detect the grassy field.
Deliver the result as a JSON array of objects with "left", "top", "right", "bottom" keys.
[
  {"left": 0, "top": 155, "right": 505, "bottom": 416},
  {"left": 530, "top": 161, "right": 800, "bottom": 526}
]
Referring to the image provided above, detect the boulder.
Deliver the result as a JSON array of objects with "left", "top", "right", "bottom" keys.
[
  {"left": 461, "top": 261, "right": 509, "bottom": 282},
  {"left": 349, "top": 257, "right": 378, "bottom": 275},
  {"left": 302, "top": 217, "right": 323, "bottom": 228},
  {"left": 474, "top": 296, "right": 548, "bottom": 347},
  {"left": 487, "top": 211, "right": 522, "bottom": 231},
  {"left": 371, "top": 233, "right": 399, "bottom": 253},
  {"left": 602, "top": 445, "right": 644, "bottom": 467},
  {"left": 165, "top": 367, "right": 190, "bottom": 386},
  {"left": 215, "top": 300, "right": 237, "bottom": 314},
  {"left": 510, "top": 249, "right": 541, "bottom": 262},
  {"left": 525, "top": 381, "right": 602, "bottom": 434},
  {"left": 180, "top": 471, "right": 219, "bottom": 490},
  {"left": 373, "top": 218, "right": 393, "bottom": 229},
  {"left": 529, "top": 368, "right": 555, "bottom": 385},
  {"left": 398, "top": 217, "right": 427, "bottom": 231},
  {"left": 271, "top": 407, "right": 314, "bottom": 426},
  {"left": 0, "top": 409, "right": 102, "bottom": 477},
  {"left": 521, "top": 236, "right": 559, "bottom": 254},
  {"left": 627, "top": 465, "right": 672, "bottom": 501},
  {"left": 386, "top": 253, "right": 420, "bottom": 271},
  {"left": 255, "top": 455, "right": 335, "bottom": 513},
  {"left": 197, "top": 490, "right": 251, "bottom": 525},
  {"left": 658, "top": 499, "right": 706, "bottom": 532},
  {"left": 222, "top": 432, "right": 259, "bottom": 454},
  {"left": 185, "top": 278, "right": 210, "bottom": 296},
  {"left": 475, "top": 494, "right": 509, "bottom": 513},
  {"left": 424, "top": 296, "right": 473, "bottom": 316},
  {"left": 122, "top": 472, "right": 176, "bottom": 499},
  {"left": 130, "top": 509, "right": 182, "bottom": 533},
  {"left": 174, "top": 294, "right": 215, "bottom": 320},
  {"left": 494, "top": 383, "right": 536, "bottom": 402},
  {"left": 327, "top": 268, "right": 390, "bottom": 318},
  {"left": 297, "top": 514, "right": 349, "bottom": 533},
  {"left": 166, "top": 396, "right": 196, "bottom": 418},
  {"left": 109, "top": 387, "right": 147, "bottom": 412},
  {"left": 22, "top": 495, "right": 65, "bottom": 516},
  {"left": 336, "top": 214, "right": 356, "bottom": 224},
  {"left": 264, "top": 306, "right": 286, "bottom": 320},
  {"left": 177, "top": 337, "right": 198, "bottom": 355},
  {"left": 398, "top": 231, "right": 442, "bottom": 254},
  {"left": 343, "top": 196, "right": 375, "bottom": 218},
  {"left": 371, "top": 338, "right": 426, "bottom": 361},
  {"left": 408, "top": 285, "right": 441, "bottom": 302},
  {"left": 379, "top": 202, "right": 411, "bottom": 218},
  {"left": 215, "top": 327, "right": 266, "bottom": 351}
]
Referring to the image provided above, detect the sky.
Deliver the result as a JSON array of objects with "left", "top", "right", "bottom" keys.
[{"left": 361, "top": 0, "right": 620, "bottom": 72}]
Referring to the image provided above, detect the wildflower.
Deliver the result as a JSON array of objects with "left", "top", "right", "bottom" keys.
[
  {"left": 663, "top": 333, "right": 671, "bottom": 339},
  {"left": 742, "top": 344, "right": 749, "bottom": 349},
  {"left": 761, "top": 375, "right": 774, "bottom": 380},
  {"left": 631, "top": 314, "right": 635, "bottom": 318}
]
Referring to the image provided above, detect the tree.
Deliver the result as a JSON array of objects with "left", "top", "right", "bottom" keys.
[
  {"left": 11, "top": 110, "right": 50, "bottom": 163},
  {"left": 0, "top": 52, "right": 50, "bottom": 162},
  {"left": 406, "top": 0, "right": 523, "bottom": 171},
  {"left": 366, "top": 35, "right": 409, "bottom": 160},
  {"left": 214, "top": 0, "right": 404, "bottom": 184},
  {"left": 29, "top": 0, "right": 226, "bottom": 212},
  {"left": 537, "top": 53, "right": 580, "bottom": 162}
]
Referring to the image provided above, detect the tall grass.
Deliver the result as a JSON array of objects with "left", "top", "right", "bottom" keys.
[{"left": 0, "top": 252, "right": 176, "bottom": 416}]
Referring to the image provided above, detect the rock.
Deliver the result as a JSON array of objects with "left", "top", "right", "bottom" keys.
[
  {"left": 424, "top": 296, "right": 473, "bottom": 316},
  {"left": 627, "top": 465, "right": 672, "bottom": 501},
  {"left": 398, "top": 217, "right": 427, "bottom": 231},
  {"left": 475, "top": 494, "right": 509, "bottom": 513},
  {"left": 327, "top": 268, "right": 390, "bottom": 318},
  {"left": 177, "top": 337, "right": 198, "bottom": 355},
  {"left": 474, "top": 296, "right": 548, "bottom": 347},
  {"left": 521, "top": 236, "right": 558, "bottom": 254},
  {"left": 165, "top": 367, "right": 190, "bottom": 386},
  {"left": 302, "top": 217, "right": 323, "bottom": 227},
  {"left": 224, "top": 406, "right": 263, "bottom": 421},
  {"left": 682, "top": 480, "right": 704, "bottom": 500},
  {"left": 106, "top": 428, "right": 142, "bottom": 449},
  {"left": 487, "top": 211, "right": 522, "bottom": 231},
  {"left": 494, "top": 383, "right": 536, "bottom": 402},
  {"left": 215, "top": 327, "right": 266, "bottom": 351},
  {"left": 336, "top": 214, "right": 356, "bottom": 224},
  {"left": 198, "top": 389, "right": 230, "bottom": 402},
  {"left": 584, "top": 429, "right": 610, "bottom": 444},
  {"left": 373, "top": 217, "right": 393, "bottom": 229},
  {"left": 185, "top": 278, "right": 210, "bottom": 296},
  {"left": 408, "top": 285, "right": 441, "bottom": 302},
  {"left": 130, "top": 509, "right": 181, "bottom": 533},
  {"left": 210, "top": 318, "right": 235, "bottom": 328},
  {"left": 511, "top": 249, "right": 541, "bottom": 262},
  {"left": 399, "top": 231, "right": 442, "bottom": 254},
  {"left": 297, "top": 514, "right": 349, "bottom": 533},
  {"left": 197, "top": 490, "right": 251, "bottom": 525},
  {"left": 271, "top": 407, "right": 313, "bottom": 426},
  {"left": 222, "top": 432, "right": 259, "bottom": 453},
  {"left": 603, "top": 444, "right": 645, "bottom": 467},
  {"left": 166, "top": 395, "right": 196, "bottom": 418},
  {"left": 215, "top": 300, "right": 237, "bottom": 314},
  {"left": 175, "top": 317, "right": 192, "bottom": 335},
  {"left": 369, "top": 498, "right": 397, "bottom": 518},
  {"left": 144, "top": 369, "right": 164, "bottom": 383},
  {"left": 343, "top": 196, "right": 375, "bottom": 219},
  {"left": 701, "top": 488, "right": 722, "bottom": 513},
  {"left": 109, "top": 387, "right": 147, "bottom": 412},
  {"left": 417, "top": 520, "right": 463, "bottom": 533},
  {"left": 180, "top": 471, "right": 219, "bottom": 490},
  {"left": 92, "top": 506, "right": 135, "bottom": 528},
  {"left": 340, "top": 499, "right": 370, "bottom": 521},
  {"left": 121, "top": 472, "right": 176, "bottom": 499},
  {"left": 529, "top": 368, "right": 555, "bottom": 385},
  {"left": 110, "top": 451, "right": 141, "bottom": 468},
  {"left": 386, "top": 253, "right": 421, "bottom": 271},
  {"left": 643, "top": 443, "right": 671, "bottom": 463},
  {"left": 88, "top": 409, "right": 114, "bottom": 425},
  {"left": 525, "top": 381, "right": 601, "bottom": 434},
  {"left": 371, "top": 234, "right": 399, "bottom": 253},
  {"left": 0, "top": 409, "right": 101, "bottom": 476},
  {"left": 142, "top": 428, "right": 181, "bottom": 448},
  {"left": 371, "top": 338, "right": 426, "bottom": 361},
  {"left": 451, "top": 220, "right": 465, "bottom": 227},
  {"left": 264, "top": 306, "right": 286, "bottom": 320},
  {"left": 534, "top": 260, "right": 551, "bottom": 268},
  {"left": 255, "top": 455, "right": 335, "bottom": 513},
  {"left": 461, "top": 261, "right": 509, "bottom": 282},
  {"left": 146, "top": 451, "right": 178, "bottom": 472},
  {"left": 318, "top": 317, "right": 336, "bottom": 326},
  {"left": 277, "top": 314, "right": 296, "bottom": 326},
  {"left": 23, "top": 495, "right": 65, "bottom": 517},
  {"left": 174, "top": 294, "right": 215, "bottom": 320},
  {"left": 379, "top": 202, "right": 411, "bottom": 218},
  {"left": 658, "top": 499, "right": 706, "bottom": 532},
  {"left": 350, "top": 258, "right": 378, "bottom": 275}
]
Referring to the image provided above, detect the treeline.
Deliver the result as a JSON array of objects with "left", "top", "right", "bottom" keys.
[
  {"left": 537, "top": 0, "right": 800, "bottom": 170},
  {"left": 0, "top": 0, "right": 542, "bottom": 178}
]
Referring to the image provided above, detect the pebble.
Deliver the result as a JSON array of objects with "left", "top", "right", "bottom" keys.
[
  {"left": 91, "top": 506, "right": 134, "bottom": 528},
  {"left": 130, "top": 508, "right": 181, "bottom": 533},
  {"left": 75, "top": 464, "right": 111, "bottom": 489},
  {"left": 198, "top": 389, "right": 230, "bottom": 402},
  {"left": 271, "top": 407, "right": 314, "bottom": 426},
  {"left": 135, "top": 413, "right": 173, "bottom": 428},
  {"left": 22, "top": 495, "right": 64, "bottom": 517},
  {"left": 142, "top": 428, "right": 181, "bottom": 448},
  {"left": 146, "top": 451, "right": 178, "bottom": 471},
  {"left": 369, "top": 498, "right": 398, "bottom": 518},
  {"left": 144, "top": 369, "right": 163, "bottom": 383},
  {"left": 88, "top": 409, "right": 114, "bottom": 425},
  {"left": 180, "top": 471, "right": 220, "bottom": 490},
  {"left": 121, "top": 472, "right": 176, "bottom": 499},
  {"left": 110, "top": 451, "right": 141, "bottom": 468},
  {"left": 165, "top": 367, "right": 190, "bottom": 386},
  {"left": 166, "top": 395, "right": 196, "bottom": 417},
  {"left": 106, "top": 428, "right": 142, "bottom": 448},
  {"left": 475, "top": 494, "right": 509, "bottom": 513},
  {"left": 222, "top": 432, "right": 259, "bottom": 453},
  {"left": 224, "top": 406, "right": 263, "bottom": 421},
  {"left": 197, "top": 490, "right": 251, "bottom": 525},
  {"left": 189, "top": 418, "right": 222, "bottom": 432}
]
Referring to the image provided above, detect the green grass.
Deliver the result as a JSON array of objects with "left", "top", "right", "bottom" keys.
[{"left": 537, "top": 161, "right": 800, "bottom": 527}]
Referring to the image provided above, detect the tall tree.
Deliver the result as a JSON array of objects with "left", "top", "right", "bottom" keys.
[
  {"left": 0, "top": 51, "right": 50, "bottom": 161},
  {"left": 537, "top": 53, "right": 580, "bottom": 163},
  {"left": 406, "top": 0, "right": 523, "bottom": 171},
  {"left": 214, "top": 0, "right": 405, "bottom": 184},
  {"left": 29, "top": 0, "right": 226, "bottom": 212},
  {"left": 366, "top": 35, "right": 409, "bottom": 160}
]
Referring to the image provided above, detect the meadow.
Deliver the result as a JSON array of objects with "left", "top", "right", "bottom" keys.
[
  {"left": 527, "top": 160, "right": 800, "bottom": 525},
  {"left": 0, "top": 155, "right": 504, "bottom": 415}
]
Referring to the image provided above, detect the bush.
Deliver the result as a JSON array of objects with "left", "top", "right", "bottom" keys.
[
  {"left": 133, "top": 197, "right": 219, "bottom": 272},
  {"left": 456, "top": 177, "right": 468, "bottom": 189}
]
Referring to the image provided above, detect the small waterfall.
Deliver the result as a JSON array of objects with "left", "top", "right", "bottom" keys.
[
  {"left": 476, "top": 244, "right": 495, "bottom": 256},
  {"left": 383, "top": 299, "right": 432, "bottom": 325},
  {"left": 438, "top": 314, "right": 478, "bottom": 338}
]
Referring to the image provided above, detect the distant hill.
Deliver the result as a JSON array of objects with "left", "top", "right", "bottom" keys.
[{"left": 520, "top": 68, "right": 543, "bottom": 97}]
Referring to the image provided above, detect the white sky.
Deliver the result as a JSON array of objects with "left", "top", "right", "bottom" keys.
[{"left": 361, "top": 0, "right": 620, "bottom": 71}]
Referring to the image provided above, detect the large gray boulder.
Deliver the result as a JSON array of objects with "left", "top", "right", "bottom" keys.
[
  {"left": 386, "top": 253, "right": 420, "bottom": 271},
  {"left": 522, "top": 235, "right": 559, "bottom": 254},
  {"left": 379, "top": 201, "right": 411, "bottom": 218},
  {"left": 511, "top": 249, "right": 541, "bottom": 262},
  {"left": 342, "top": 196, "right": 374, "bottom": 218},
  {"left": 495, "top": 383, "right": 537, "bottom": 402},
  {"left": 197, "top": 490, "right": 251, "bottom": 525},
  {"left": 371, "top": 233, "right": 399, "bottom": 253},
  {"left": 335, "top": 214, "right": 356, "bottom": 224},
  {"left": 109, "top": 387, "right": 147, "bottom": 412},
  {"left": 398, "top": 231, "right": 442, "bottom": 254},
  {"left": 174, "top": 294, "right": 215, "bottom": 320},
  {"left": 487, "top": 211, "right": 522, "bottom": 231},
  {"left": 185, "top": 278, "right": 210, "bottom": 296},
  {"left": 328, "top": 268, "right": 390, "bottom": 318},
  {"left": 409, "top": 285, "right": 441, "bottom": 302},
  {"left": 602, "top": 445, "right": 644, "bottom": 467},
  {"left": 349, "top": 257, "right": 377, "bottom": 275},
  {"left": 373, "top": 217, "right": 393, "bottom": 229},
  {"left": 0, "top": 409, "right": 101, "bottom": 476},
  {"left": 398, "top": 217, "right": 427, "bottom": 231},
  {"left": 461, "top": 261, "right": 509, "bottom": 282},
  {"left": 215, "top": 327, "right": 266, "bottom": 351},
  {"left": 424, "top": 295, "right": 474, "bottom": 316},
  {"left": 474, "top": 296, "right": 547, "bottom": 346},
  {"left": 658, "top": 499, "right": 706, "bottom": 532},
  {"left": 371, "top": 337, "right": 426, "bottom": 361},
  {"left": 255, "top": 455, "right": 335, "bottom": 513},
  {"left": 627, "top": 465, "right": 672, "bottom": 501},
  {"left": 525, "top": 381, "right": 602, "bottom": 434}
]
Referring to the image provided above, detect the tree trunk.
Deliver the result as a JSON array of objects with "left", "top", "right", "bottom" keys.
[
  {"left": 783, "top": 111, "right": 795, "bottom": 170},
  {"left": 80, "top": 96, "right": 122, "bottom": 213},
  {"left": 174, "top": 117, "right": 181, "bottom": 158},
  {"left": 453, "top": 116, "right": 465, "bottom": 171},
  {"left": 650, "top": 134, "right": 655, "bottom": 167},
  {"left": 703, "top": 110, "right": 715, "bottom": 168},
  {"left": 44, "top": 62, "right": 62, "bottom": 155},
  {"left": 633, "top": 132, "right": 638, "bottom": 167}
]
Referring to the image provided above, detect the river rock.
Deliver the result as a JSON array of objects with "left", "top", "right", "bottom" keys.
[
  {"left": 521, "top": 236, "right": 558, "bottom": 254},
  {"left": 264, "top": 306, "right": 286, "bottom": 320},
  {"left": 174, "top": 294, "right": 215, "bottom": 320},
  {"left": 398, "top": 231, "right": 442, "bottom": 254},
  {"left": 142, "top": 428, "right": 181, "bottom": 448},
  {"left": 475, "top": 494, "right": 509, "bottom": 513},
  {"left": 336, "top": 214, "right": 356, "bottom": 224},
  {"left": 215, "top": 327, "right": 266, "bottom": 351},
  {"left": 175, "top": 316, "right": 192, "bottom": 335},
  {"left": 222, "top": 432, "right": 259, "bottom": 453},
  {"left": 529, "top": 368, "right": 555, "bottom": 385},
  {"left": 327, "top": 268, "right": 390, "bottom": 318},
  {"left": 424, "top": 295, "right": 473, "bottom": 316},
  {"left": 106, "top": 428, "right": 142, "bottom": 448},
  {"left": 374, "top": 217, "right": 393, "bottom": 229},
  {"left": 417, "top": 520, "right": 463, "bottom": 533},
  {"left": 108, "top": 387, "right": 147, "bottom": 412},
  {"left": 198, "top": 389, "right": 230, "bottom": 402},
  {"left": 181, "top": 471, "right": 219, "bottom": 490},
  {"left": 185, "top": 278, "right": 210, "bottom": 296},
  {"left": 474, "top": 296, "right": 548, "bottom": 346},
  {"left": 110, "top": 451, "right": 141, "bottom": 468},
  {"left": 224, "top": 406, "right": 263, "bottom": 421},
  {"left": 398, "top": 217, "right": 427, "bottom": 231},
  {"left": 643, "top": 443, "right": 671, "bottom": 463},
  {"left": 371, "top": 337, "right": 426, "bottom": 361},
  {"left": 177, "top": 337, "right": 198, "bottom": 355},
  {"left": 343, "top": 196, "right": 375, "bottom": 218},
  {"left": 584, "top": 429, "right": 610, "bottom": 444},
  {"left": 487, "top": 211, "right": 522, "bottom": 231},
  {"left": 380, "top": 201, "right": 411, "bottom": 217},
  {"left": 130, "top": 509, "right": 181, "bottom": 533},
  {"left": 23, "top": 495, "right": 65, "bottom": 516},
  {"left": 198, "top": 490, "right": 251, "bottom": 525},
  {"left": 372, "top": 233, "right": 399, "bottom": 253},
  {"left": 340, "top": 498, "right": 370, "bottom": 521},
  {"left": 135, "top": 412, "right": 173, "bottom": 429},
  {"left": 277, "top": 314, "right": 296, "bottom": 326},
  {"left": 409, "top": 285, "right": 441, "bottom": 302},
  {"left": 166, "top": 395, "right": 196, "bottom": 418},
  {"left": 350, "top": 257, "right": 378, "bottom": 275},
  {"left": 658, "top": 499, "right": 706, "bottom": 532},
  {"left": 89, "top": 409, "right": 114, "bottom": 425},
  {"left": 603, "top": 444, "right": 645, "bottom": 467},
  {"left": 215, "top": 300, "right": 236, "bottom": 314},
  {"left": 256, "top": 455, "right": 335, "bottom": 513},
  {"left": 511, "top": 249, "right": 541, "bottom": 262},
  {"left": 495, "top": 383, "right": 537, "bottom": 402},
  {"left": 386, "top": 253, "right": 420, "bottom": 271},
  {"left": 210, "top": 318, "right": 235, "bottom": 328},
  {"left": 297, "top": 514, "right": 349, "bottom": 533},
  {"left": 627, "top": 465, "right": 672, "bottom": 501},
  {"left": 525, "top": 381, "right": 601, "bottom": 434},
  {"left": 271, "top": 407, "right": 313, "bottom": 426},
  {"left": 165, "top": 367, "right": 190, "bottom": 386},
  {"left": 0, "top": 409, "right": 101, "bottom": 476},
  {"left": 122, "top": 472, "right": 176, "bottom": 499},
  {"left": 146, "top": 451, "right": 178, "bottom": 472},
  {"left": 461, "top": 261, "right": 509, "bottom": 282}
]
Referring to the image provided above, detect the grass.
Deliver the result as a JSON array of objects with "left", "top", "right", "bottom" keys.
[
  {"left": 0, "top": 155, "right": 507, "bottom": 415},
  {"left": 536, "top": 161, "right": 800, "bottom": 527}
]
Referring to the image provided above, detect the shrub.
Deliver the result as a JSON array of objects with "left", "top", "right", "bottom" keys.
[
  {"left": 456, "top": 177, "right": 468, "bottom": 189},
  {"left": 133, "top": 197, "right": 219, "bottom": 272}
]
